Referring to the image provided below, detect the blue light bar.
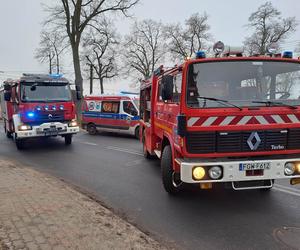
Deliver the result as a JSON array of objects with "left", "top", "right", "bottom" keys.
[
  {"left": 27, "top": 112, "right": 35, "bottom": 118},
  {"left": 195, "top": 51, "right": 206, "bottom": 59},
  {"left": 282, "top": 51, "right": 293, "bottom": 58},
  {"left": 120, "top": 91, "right": 139, "bottom": 95},
  {"left": 49, "top": 73, "right": 63, "bottom": 79}
]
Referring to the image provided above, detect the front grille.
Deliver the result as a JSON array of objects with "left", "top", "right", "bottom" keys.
[
  {"left": 186, "top": 129, "right": 300, "bottom": 154},
  {"left": 35, "top": 112, "right": 64, "bottom": 123}
]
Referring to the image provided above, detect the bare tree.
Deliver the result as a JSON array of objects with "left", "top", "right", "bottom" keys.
[
  {"left": 82, "top": 19, "right": 119, "bottom": 94},
  {"left": 165, "top": 13, "right": 211, "bottom": 60},
  {"left": 123, "top": 19, "right": 166, "bottom": 79},
  {"left": 244, "top": 2, "right": 297, "bottom": 55},
  {"left": 44, "top": 0, "right": 138, "bottom": 116},
  {"left": 35, "top": 30, "right": 67, "bottom": 74}
]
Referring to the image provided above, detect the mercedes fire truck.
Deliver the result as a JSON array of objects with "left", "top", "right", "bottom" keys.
[
  {"left": 140, "top": 42, "right": 300, "bottom": 194},
  {"left": 0, "top": 74, "right": 79, "bottom": 149}
]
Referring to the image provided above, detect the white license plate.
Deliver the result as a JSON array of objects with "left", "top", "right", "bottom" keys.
[{"left": 239, "top": 162, "right": 271, "bottom": 171}]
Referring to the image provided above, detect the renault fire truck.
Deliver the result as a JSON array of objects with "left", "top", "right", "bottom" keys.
[
  {"left": 140, "top": 42, "right": 300, "bottom": 194},
  {"left": 0, "top": 74, "right": 79, "bottom": 149}
]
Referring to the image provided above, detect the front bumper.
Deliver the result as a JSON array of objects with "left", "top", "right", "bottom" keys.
[
  {"left": 178, "top": 158, "right": 300, "bottom": 183},
  {"left": 17, "top": 122, "right": 79, "bottom": 138}
]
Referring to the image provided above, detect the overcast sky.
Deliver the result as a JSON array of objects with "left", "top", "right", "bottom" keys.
[{"left": 0, "top": 0, "right": 299, "bottom": 93}]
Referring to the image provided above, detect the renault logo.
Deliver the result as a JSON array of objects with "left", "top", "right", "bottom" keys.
[
  {"left": 48, "top": 114, "right": 53, "bottom": 119},
  {"left": 247, "top": 132, "right": 261, "bottom": 150}
]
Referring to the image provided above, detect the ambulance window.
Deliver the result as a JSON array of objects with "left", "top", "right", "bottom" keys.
[
  {"left": 123, "top": 101, "right": 138, "bottom": 116},
  {"left": 101, "top": 101, "right": 120, "bottom": 113}
]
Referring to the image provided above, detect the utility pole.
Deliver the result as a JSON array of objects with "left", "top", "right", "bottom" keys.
[{"left": 87, "top": 63, "right": 94, "bottom": 95}]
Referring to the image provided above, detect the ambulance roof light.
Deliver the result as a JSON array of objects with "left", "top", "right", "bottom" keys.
[{"left": 49, "top": 73, "right": 63, "bottom": 79}]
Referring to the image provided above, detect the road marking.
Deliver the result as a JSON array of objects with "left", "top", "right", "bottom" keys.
[
  {"left": 274, "top": 184, "right": 300, "bottom": 193},
  {"left": 273, "top": 186, "right": 300, "bottom": 197},
  {"left": 80, "top": 142, "right": 98, "bottom": 146},
  {"left": 105, "top": 146, "right": 143, "bottom": 156}
]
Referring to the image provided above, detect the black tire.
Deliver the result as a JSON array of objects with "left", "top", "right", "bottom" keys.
[
  {"left": 134, "top": 126, "right": 140, "bottom": 139},
  {"left": 142, "top": 131, "right": 152, "bottom": 159},
  {"left": 161, "top": 145, "right": 182, "bottom": 194},
  {"left": 15, "top": 138, "right": 25, "bottom": 150},
  {"left": 65, "top": 134, "right": 72, "bottom": 145},
  {"left": 4, "top": 124, "right": 12, "bottom": 139},
  {"left": 87, "top": 123, "right": 97, "bottom": 135}
]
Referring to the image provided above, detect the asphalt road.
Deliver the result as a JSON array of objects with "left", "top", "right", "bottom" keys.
[{"left": 0, "top": 126, "right": 300, "bottom": 250}]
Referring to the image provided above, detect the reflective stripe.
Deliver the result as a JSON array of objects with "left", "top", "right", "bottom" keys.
[
  {"left": 220, "top": 116, "right": 235, "bottom": 126},
  {"left": 187, "top": 117, "right": 199, "bottom": 127},
  {"left": 271, "top": 115, "right": 285, "bottom": 124},
  {"left": 201, "top": 117, "right": 218, "bottom": 127},
  {"left": 237, "top": 116, "right": 252, "bottom": 125},
  {"left": 255, "top": 116, "right": 269, "bottom": 125},
  {"left": 287, "top": 114, "right": 300, "bottom": 123}
]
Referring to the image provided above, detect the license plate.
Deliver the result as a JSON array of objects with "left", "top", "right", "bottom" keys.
[
  {"left": 239, "top": 162, "right": 271, "bottom": 171},
  {"left": 45, "top": 128, "right": 58, "bottom": 136}
]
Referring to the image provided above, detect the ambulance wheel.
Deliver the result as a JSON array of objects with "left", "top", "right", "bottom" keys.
[
  {"left": 87, "top": 124, "right": 97, "bottom": 135},
  {"left": 65, "top": 135, "right": 72, "bottom": 145},
  {"left": 161, "top": 145, "right": 182, "bottom": 195},
  {"left": 135, "top": 126, "right": 140, "bottom": 139},
  {"left": 15, "top": 138, "right": 25, "bottom": 150}
]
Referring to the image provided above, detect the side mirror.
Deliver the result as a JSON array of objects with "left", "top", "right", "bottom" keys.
[
  {"left": 161, "top": 75, "right": 173, "bottom": 101},
  {"left": 75, "top": 85, "right": 82, "bottom": 100},
  {"left": 4, "top": 84, "right": 11, "bottom": 91},
  {"left": 4, "top": 92, "right": 11, "bottom": 101}
]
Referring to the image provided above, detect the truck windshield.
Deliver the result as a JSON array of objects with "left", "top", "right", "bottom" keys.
[
  {"left": 21, "top": 82, "right": 72, "bottom": 102},
  {"left": 186, "top": 60, "right": 300, "bottom": 108}
]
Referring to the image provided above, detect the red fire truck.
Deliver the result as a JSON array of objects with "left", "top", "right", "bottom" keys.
[
  {"left": 140, "top": 42, "right": 300, "bottom": 194},
  {"left": 0, "top": 74, "right": 79, "bottom": 149}
]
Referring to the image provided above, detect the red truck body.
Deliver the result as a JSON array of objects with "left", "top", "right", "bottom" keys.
[
  {"left": 140, "top": 55, "right": 300, "bottom": 194},
  {"left": 0, "top": 74, "right": 79, "bottom": 149}
]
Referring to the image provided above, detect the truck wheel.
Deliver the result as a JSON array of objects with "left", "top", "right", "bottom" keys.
[
  {"left": 65, "top": 135, "right": 72, "bottom": 145},
  {"left": 4, "top": 124, "right": 12, "bottom": 139},
  {"left": 135, "top": 126, "right": 140, "bottom": 139},
  {"left": 87, "top": 124, "right": 97, "bottom": 135},
  {"left": 15, "top": 138, "right": 25, "bottom": 150},
  {"left": 161, "top": 145, "right": 182, "bottom": 194},
  {"left": 142, "top": 132, "right": 151, "bottom": 159}
]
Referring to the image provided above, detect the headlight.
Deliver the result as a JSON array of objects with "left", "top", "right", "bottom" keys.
[
  {"left": 18, "top": 124, "right": 32, "bottom": 131},
  {"left": 284, "top": 162, "right": 295, "bottom": 176},
  {"left": 68, "top": 120, "right": 78, "bottom": 127},
  {"left": 208, "top": 166, "right": 223, "bottom": 180},
  {"left": 192, "top": 166, "right": 206, "bottom": 180}
]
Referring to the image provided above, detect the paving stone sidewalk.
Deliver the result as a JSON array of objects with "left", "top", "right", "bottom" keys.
[{"left": 0, "top": 159, "right": 167, "bottom": 250}]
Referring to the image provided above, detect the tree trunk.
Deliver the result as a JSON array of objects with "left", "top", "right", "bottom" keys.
[
  {"left": 100, "top": 77, "right": 104, "bottom": 94},
  {"left": 49, "top": 54, "right": 52, "bottom": 74},
  {"left": 89, "top": 64, "right": 93, "bottom": 95},
  {"left": 71, "top": 42, "right": 83, "bottom": 121},
  {"left": 56, "top": 53, "right": 60, "bottom": 74}
]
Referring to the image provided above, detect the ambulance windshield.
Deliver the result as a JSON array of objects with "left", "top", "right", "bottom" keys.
[
  {"left": 21, "top": 82, "right": 72, "bottom": 102},
  {"left": 186, "top": 61, "right": 300, "bottom": 108}
]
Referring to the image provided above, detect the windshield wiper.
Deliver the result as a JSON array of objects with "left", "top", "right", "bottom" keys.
[
  {"left": 252, "top": 101, "right": 298, "bottom": 109},
  {"left": 198, "top": 96, "right": 242, "bottom": 110}
]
